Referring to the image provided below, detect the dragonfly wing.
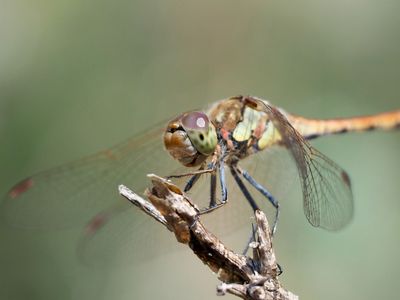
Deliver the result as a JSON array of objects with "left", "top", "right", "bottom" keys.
[
  {"left": 300, "top": 149, "right": 354, "bottom": 230},
  {"left": 250, "top": 97, "right": 354, "bottom": 230},
  {"left": 77, "top": 162, "right": 200, "bottom": 266},
  {"left": 77, "top": 145, "right": 304, "bottom": 266},
  {"left": 1, "top": 122, "right": 182, "bottom": 229},
  {"left": 77, "top": 200, "right": 182, "bottom": 267},
  {"left": 77, "top": 137, "right": 300, "bottom": 265},
  {"left": 174, "top": 145, "right": 297, "bottom": 236}
]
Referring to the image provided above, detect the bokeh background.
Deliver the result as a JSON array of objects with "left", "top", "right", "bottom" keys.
[{"left": 1, "top": 0, "right": 400, "bottom": 299}]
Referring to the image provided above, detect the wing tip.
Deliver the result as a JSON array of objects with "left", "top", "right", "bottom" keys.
[
  {"left": 341, "top": 171, "right": 352, "bottom": 188},
  {"left": 83, "top": 212, "right": 110, "bottom": 237},
  {"left": 7, "top": 178, "right": 34, "bottom": 199}
]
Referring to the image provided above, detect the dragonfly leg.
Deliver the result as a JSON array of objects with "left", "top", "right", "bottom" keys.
[
  {"left": 231, "top": 166, "right": 270, "bottom": 252},
  {"left": 184, "top": 173, "right": 201, "bottom": 192},
  {"left": 242, "top": 223, "right": 257, "bottom": 255},
  {"left": 184, "top": 167, "right": 218, "bottom": 208},
  {"left": 230, "top": 166, "right": 260, "bottom": 212},
  {"left": 185, "top": 164, "right": 218, "bottom": 207},
  {"left": 241, "top": 221, "right": 283, "bottom": 274},
  {"left": 209, "top": 171, "right": 217, "bottom": 207},
  {"left": 219, "top": 156, "right": 228, "bottom": 203},
  {"left": 184, "top": 162, "right": 215, "bottom": 192},
  {"left": 199, "top": 153, "right": 229, "bottom": 215},
  {"left": 167, "top": 167, "right": 215, "bottom": 180},
  {"left": 236, "top": 165, "right": 280, "bottom": 235},
  {"left": 175, "top": 163, "right": 223, "bottom": 213}
]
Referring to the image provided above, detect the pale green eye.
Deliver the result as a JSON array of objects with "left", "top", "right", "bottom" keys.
[{"left": 181, "top": 112, "right": 218, "bottom": 156}]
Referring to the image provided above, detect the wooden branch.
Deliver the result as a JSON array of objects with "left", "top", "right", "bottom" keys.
[{"left": 119, "top": 174, "right": 298, "bottom": 300}]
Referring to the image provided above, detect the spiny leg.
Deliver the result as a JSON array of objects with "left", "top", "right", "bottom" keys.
[
  {"left": 242, "top": 223, "right": 257, "bottom": 256},
  {"left": 183, "top": 165, "right": 218, "bottom": 207},
  {"left": 167, "top": 167, "right": 215, "bottom": 180},
  {"left": 209, "top": 171, "right": 217, "bottom": 207},
  {"left": 184, "top": 173, "right": 201, "bottom": 193},
  {"left": 230, "top": 166, "right": 260, "bottom": 211},
  {"left": 230, "top": 167, "right": 263, "bottom": 254},
  {"left": 218, "top": 156, "right": 227, "bottom": 203},
  {"left": 199, "top": 161, "right": 228, "bottom": 214},
  {"left": 236, "top": 165, "right": 280, "bottom": 235},
  {"left": 241, "top": 223, "right": 283, "bottom": 275},
  {"left": 178, "top": 160, "right": 228, "bottom": 215},
  {"left": 199, "top": 147, "right": 229, "bottom": 215},
  {"left": 184, "top": 162, "right": 215, "bottom": 193}
]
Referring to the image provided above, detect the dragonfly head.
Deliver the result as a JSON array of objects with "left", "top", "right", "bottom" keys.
[{"left": 164, "top": 111, "right": 218, "bottom": 167}]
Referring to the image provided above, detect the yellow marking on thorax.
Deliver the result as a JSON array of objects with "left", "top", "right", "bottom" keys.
[
  {"left": 232, "top": 106, "right": 282, "bottom": 151},
  {"left": 258, "top": 123, "right": 281, "bottom": 150},
  {"left": 232, "top": 108, "right": 261, "bottom": 142}
]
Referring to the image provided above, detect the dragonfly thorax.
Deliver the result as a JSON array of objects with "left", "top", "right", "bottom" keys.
[
  {"left": 163, "top": 111, "right": 218, "bottom": 167},
  {"left": 207, "top": 96, "right": 282, "bottom": 158}
]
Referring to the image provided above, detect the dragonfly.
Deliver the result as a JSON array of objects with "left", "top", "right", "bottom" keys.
[{"left": 2, "top": 95, "right": 400, "bottom": 264}]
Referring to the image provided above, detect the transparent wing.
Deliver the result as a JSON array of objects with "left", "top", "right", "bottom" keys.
[
  {"left": 250, "top": 98, "right": 354, "bottom": 230},
  {"left": 78, "top": 144, "right": 297, "bottom": 266},
  {"left": 77, "top": 200, "right": 183, "bottom": 267},
  {"left": 77, "top": 103, "right": 302, "bottom": 265},
  {"left": 1, "top": 120, "right": 182, "bottom": 229},
  {"left": 1, "top": 110, "right": 298, "bottom": 267}
]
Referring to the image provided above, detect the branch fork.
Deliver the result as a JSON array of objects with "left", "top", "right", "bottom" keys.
[{"left": 119, "top": 174, "right": 298, "bottom": 300}]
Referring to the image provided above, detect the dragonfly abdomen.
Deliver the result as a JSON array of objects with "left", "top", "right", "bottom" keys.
[{"left": 287, "top": 110, "right": 400, "bottom": 140}]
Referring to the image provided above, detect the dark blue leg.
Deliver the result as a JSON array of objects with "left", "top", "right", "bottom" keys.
[
  {"left": 209, "top": 172, "right": 217, "bottom": 207},
  {"left": 184, "top": 173, "right": 201, "bottom": 193},
  {"left": 237, "top": 166, "right": 280, "bottom": 235},
  {"left": 218, "top": 157, "right": 228, "bottom": 203},
  {"left": 242, "top": 223, "right": 257, "bottom": 255},
  {"left": 168, "top": 163, "right": 215, "bottom": 182},
  {"left": 199, "top": 147, "right": 229, "bottom": 214},
  {"left": 230, "top": 167, "right": 259, "bottom": 211},
  {"left": 184, "top": 162, "right": 215, "bottom": 192},
  {"left": 198, "top": 163, "right": 228, "bottom": 215}
]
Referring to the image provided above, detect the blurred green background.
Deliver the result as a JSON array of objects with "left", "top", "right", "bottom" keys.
[{"left": 1, "top": 0, "right": 400, "bottom": 299}]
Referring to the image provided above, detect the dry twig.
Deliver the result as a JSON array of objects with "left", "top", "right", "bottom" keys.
[{"left": 119, "top": 174, "right": 298, "bottom": 300}]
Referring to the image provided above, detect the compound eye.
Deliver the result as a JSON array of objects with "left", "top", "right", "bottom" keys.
[
  {"left": 181, "top": 112, "right": 209, "bottom": 131},
  {"left": 181, "top": 112, "right": 217, "bottom": 156}
]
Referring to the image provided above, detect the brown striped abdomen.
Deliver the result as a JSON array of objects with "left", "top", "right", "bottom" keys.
[{"left": 287, "top": 110, "right": 400, "bottom": 140}]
